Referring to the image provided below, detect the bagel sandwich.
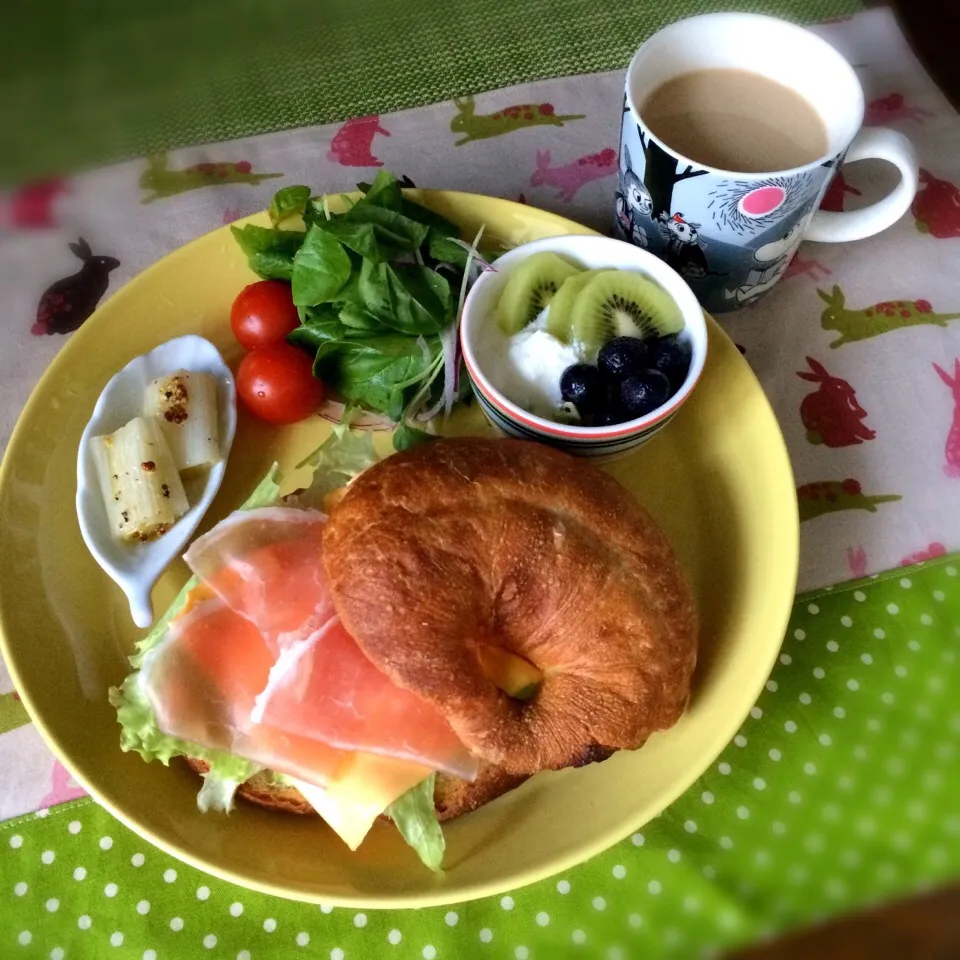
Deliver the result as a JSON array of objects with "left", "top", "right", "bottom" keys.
[{"left": 110, "top": 436, "right": 697, "bottom": 869}]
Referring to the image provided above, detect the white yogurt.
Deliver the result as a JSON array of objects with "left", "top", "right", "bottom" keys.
[{"left": 477, "top": 310, "right": 583, "bottom": 420}]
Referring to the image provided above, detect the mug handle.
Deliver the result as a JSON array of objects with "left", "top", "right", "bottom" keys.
[{"left": 804, "top": 127, "right": 919, "bottom": 243}]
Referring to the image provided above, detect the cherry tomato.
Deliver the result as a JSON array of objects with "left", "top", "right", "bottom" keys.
[
  {"left": 230, "top": 280, "right": 299, "bottom": 350},
  {"left": 236, "top": 342, "right": 324, "bottom": 424}
]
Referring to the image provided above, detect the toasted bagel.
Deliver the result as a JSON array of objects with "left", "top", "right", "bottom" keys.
[
  {"left": 183, "top": 757, "right": 528, "bottom": 822},
  {"left": 322, "top": 437, "right": 698, "bottom": 776}
]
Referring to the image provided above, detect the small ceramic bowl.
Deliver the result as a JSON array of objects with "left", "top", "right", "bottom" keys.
[
  {"left": 460, "top": 234, "right": 707, "bottom": 458},
  {"left": 76, "top": 335, "right": 237, "bottom": 628}
]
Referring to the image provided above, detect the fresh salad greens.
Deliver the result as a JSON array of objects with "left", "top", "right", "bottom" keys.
[
  {"left": 392, "top": 420, "right": 436, "bottom": 452},
  {"left": 385, "top": 773, "right": 445, "bottom": 872},
  {"left": 294, "top": 409, "right": 380, "bottom": 504},
  {"left": 232, "top": 171, "right": 493, "bottom": 421},
  {"left": 268, "top": 185, "right": 311, "bottom": 226}
]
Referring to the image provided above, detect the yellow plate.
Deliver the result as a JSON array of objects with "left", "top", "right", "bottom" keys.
[{"left": 0, "top": 192, "right": 798, "bottom": 908}]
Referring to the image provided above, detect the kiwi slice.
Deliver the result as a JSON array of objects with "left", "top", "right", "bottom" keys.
[
  {"left": 495, "top": 252, "right": 583, "bottom": 334},
  {"left": 566, "top": 271, "right": 684, "bottom": 353},
  {"left": 545, "top": 269, "right": 614, "bottom": 341}
]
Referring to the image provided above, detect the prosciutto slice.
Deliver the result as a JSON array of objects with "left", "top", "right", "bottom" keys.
[
  {"left": 253, "top": 615, "right": 479, "bottom": 779},
  {"left": 140, "top": 593, "right": 349, "bottom": 787},
  {"left": 183, "top": 507, "right": 336, "bottom": 654},
  {"left": 145, "top": 505, "right": 479, "bottom": 784}
]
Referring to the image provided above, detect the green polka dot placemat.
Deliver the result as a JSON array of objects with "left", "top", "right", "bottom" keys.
[{"left": 3, "top": 557, "right": 958, "bottom": 960}]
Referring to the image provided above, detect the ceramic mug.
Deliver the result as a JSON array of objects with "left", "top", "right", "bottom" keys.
[{"left": 615, "top": 12, "right": 919, "bottom": 314}]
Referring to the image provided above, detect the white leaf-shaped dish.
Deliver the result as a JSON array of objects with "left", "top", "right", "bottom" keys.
[{"left": 76, "top": 335, "right": 237, "bottom": 628}]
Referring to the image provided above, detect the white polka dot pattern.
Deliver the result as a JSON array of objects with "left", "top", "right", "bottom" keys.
[{"left": 0, "top": 563, "right": 957, "bottom": 960}]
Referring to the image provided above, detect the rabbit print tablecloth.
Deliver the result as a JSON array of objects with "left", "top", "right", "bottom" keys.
[
  {"left": 2, "top": 10, "right": 958, "bottom": 598},
  {"left": 0, "top": 7, "right": 959, "bottom": 959}
]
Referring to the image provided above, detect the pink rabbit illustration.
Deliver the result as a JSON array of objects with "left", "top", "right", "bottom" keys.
[
  {"left": 2, "top": 178, "right": 68, "bottom": 228},
  {"left": 913, "top": 169, "right": 960, "bottom": 238},
  {"left": 39, "top": 760, "right": 86, "bottom": 808},
  {"left": 900, "top": 542, "right": 946, "bottom": 566},
  {"left": 529, "top": 147, "right": 618, "bottom": 202},
  {"left": 819, "top": 170, "right": 861, "bottom": 213},
  {"left": 326, "top": 115, "right": 391, "bottom": 167},
  {"left": 797, "top": 356, "right": 876, "bottom": 447},
  {"left": 784, "top": 255, "right": 831, "bottom": 282},
  {"left": 846, "top": 546, "right": 868, "bottom": 579},
  {"left": 933, "top": 359, "right": 960, "bottom": 477},
  {"left": 864, "top": 93, "right": 933, "bottom": 126}
]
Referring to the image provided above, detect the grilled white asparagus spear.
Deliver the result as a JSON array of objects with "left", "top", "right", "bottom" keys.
[
  {"left": 92, "top": 416, "right": 189, "bottom": 542},
  {"left": 144, "top": 371, "right": 220, "bottom": 478}
]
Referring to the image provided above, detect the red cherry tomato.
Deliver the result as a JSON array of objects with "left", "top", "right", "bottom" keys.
[
  {"left": 236, "top": 343, "right": 324, "bottom": 424},
  {"left": 230, "top": 280, "right": 300, "bottom": 350}
]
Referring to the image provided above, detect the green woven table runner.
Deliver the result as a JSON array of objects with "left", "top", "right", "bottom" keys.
[
  {"left": 3, "top": 555, "right": 957, "bottom": 960},
  {"left": 2, "top": 0, "right": 861, "bottom": 184}
]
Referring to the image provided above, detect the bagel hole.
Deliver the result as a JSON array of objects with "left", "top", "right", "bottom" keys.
[{"left": 476, "top": 645, "right": 543, "bottom": 700}]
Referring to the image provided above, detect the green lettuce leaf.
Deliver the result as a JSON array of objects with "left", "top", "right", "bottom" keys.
[
  {"left": 385, "top": 773, "right": 445, "bottom": 871},
  {"left": 288, "top": 308, "right": 358, "bottom": 351},
  {"left": 291, "top": 226, "right": 353, "bottom": 307},
  {"left": 358, "top": 260, "right": 452, "bottom": 335},
  {"left": 313, "top": 334, "right": 442, "bottom": 420},
  {"left": 197, "top": 772, "right": 249, "bottom": 813},
  {"left": 342, "top": 203, "right": 430, "bottom": 250},
  {"left": 269, "top": 185, "right": 311, "bottom": 226},
  {"left": 295, "top": 412, "right": 380, "bottom": 506},
  {"left": 107, "top": 465, "right": 283, "bottom": 811},
  {"left": 392, "top": 421, "right": 436, "bottom": 452},
  {"left": 304, "top": 205, "right": 428, "bottom": 264},
  {"left": 360, "top": 170, "right": 403, "bottom": 210},
  {"left": 427, "top": 230, "right": 471, "bottom": 269},
  {"left": 305, "top": 217, "right": 398, "bottom": 263},
  {"left": 230, "top": 225, "right": 305, "bottom": 281},
  {"left": 338, "top": 302, "right": 388, "bottom": 333}
]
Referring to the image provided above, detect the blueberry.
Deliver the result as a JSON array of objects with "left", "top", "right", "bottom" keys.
[
  {"left": 618, "top": 370, "right": 672, "bottom": 419},
  {"left": 597, "top": 337, "right": 649, "bottom": 381},
  {"left": 560, "top": 363, "right": 602, "bottom": 414},
  {"left": 648, "top": 335, "right": 691, "bottom": 388},
  {"left": 593, "top": 409, "right": 624, "bottom": 427}
]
